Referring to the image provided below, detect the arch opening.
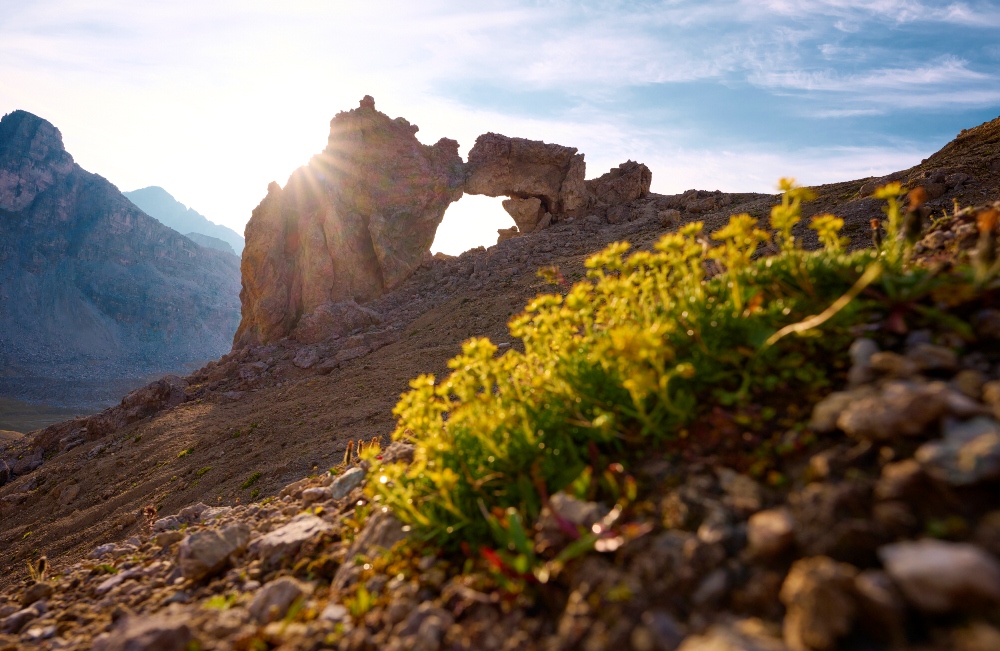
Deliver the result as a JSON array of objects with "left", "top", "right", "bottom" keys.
[{"left": 431, "top": 194, "right": 514, "bottom": 256}]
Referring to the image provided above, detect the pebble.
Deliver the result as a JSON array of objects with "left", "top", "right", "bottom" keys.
[
  {"left": 747, "top": 509, "right": 795, "bottom": 558},
  {"left": 779, "top": 556, "right": 858, "bottom": 651},
  {"left": 548, "top": 491, "right": 611, "bottom": 527},
  {"left": 677, "top": 620, "right": 787, "bottom": 651},
  {"left": 249, "top": 576, "right": 310, "bottom": 623},
  {"left": 88, "top": 543, "right": 118, "bottom": 559},
  {"left": 836, "top": 381, "right": 951, "bottom": 440},
  {"left": 0, "top": 603, "right": 42, "bottom": 634},
  {"left": 916, "top": 416, "right": 1000, "bottom": 485},
  {"left": 20, "top": 581, "right": 53, "bottom": 607},
  {"left": 91, "top": 615, "right": 193, "bottom": 651},
  {"left": 879, "top": 539, "right": 1000, "bottom": 612}
]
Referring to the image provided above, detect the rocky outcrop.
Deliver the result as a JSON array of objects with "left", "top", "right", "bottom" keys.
[
  {"left": 465, "top": 133, "right": 589, "bottom": 219},
  {"left": 465, "top": 133, "right": 651, "bottom": 232},
  {"left": 0, "top": 110, "right": 242, "bottom": 411},
  {"left": 233, "top": 97, "right": 464, "bottom": 347},
  {"left": 30, "top": 375, "right": 188, "bottom": 454},
  {"left": 234, "top": 100, "right": 658, "bottom": 347}
]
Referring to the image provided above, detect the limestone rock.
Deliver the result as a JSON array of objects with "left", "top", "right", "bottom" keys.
[
  {"left": 333, "top": 509, "right": 407, "bottom": 589},
  {"left": 248, "top": 514, "right": 333, "bottom": 566},
  {"left": 234, "top": 96, "right": 464, "bottom": 347},
  {"left": 178, "top": 522, "right": 251, "bottom": 581},
  {"left": 292, "top": 346, "right": 320, "bottom": 369},
  {"left": 879, "top": 539, "right": 1000, "bottom": 612}
]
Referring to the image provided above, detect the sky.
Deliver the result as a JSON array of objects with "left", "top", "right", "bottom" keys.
[{"left": 1, "top": 1, "right": 999, "bottom": 255}]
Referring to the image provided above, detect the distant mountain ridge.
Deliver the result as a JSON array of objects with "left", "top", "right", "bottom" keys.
[
  {"left": 184, "top": 231, "right": 237, "bottom": 256},
  {"left": 124, "top": 186, "right": 244, "bottom": 254},
  {"left": 0, "top": 110, "right": 242, "bottom": 411}
]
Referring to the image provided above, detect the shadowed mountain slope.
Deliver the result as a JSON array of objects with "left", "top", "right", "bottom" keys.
[{"left": 0, "top": 110, "right": 242, "bottom": 411}]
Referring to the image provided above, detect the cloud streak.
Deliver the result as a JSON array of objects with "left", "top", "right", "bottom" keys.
[{"left": 0, "top": 0, "right": 997, "bottom": 253}]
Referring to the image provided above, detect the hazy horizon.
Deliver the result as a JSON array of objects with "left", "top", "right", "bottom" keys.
[{"left": 3, "top": 1, "right": 999, "bottom": 255}]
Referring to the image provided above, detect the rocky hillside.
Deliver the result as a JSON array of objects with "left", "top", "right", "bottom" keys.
[
  {"left": 124, "top": 186, "right": 245, "bottom": 255},
  {"left": 0, "top": 111, "right": 242, "bottom": 412},
  {"left": 1, "top": 107, "right": 999, "bottom": 651}
]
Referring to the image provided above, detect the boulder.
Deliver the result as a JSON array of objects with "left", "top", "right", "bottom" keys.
[
  {"left": 32, "top": 375, "right": 189, "bottom": 454},
  {"left": 234, "top": 96, "right": 464, "bottom": 347}
]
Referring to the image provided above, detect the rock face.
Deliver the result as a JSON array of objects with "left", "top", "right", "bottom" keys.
[
  {"left": 233, "top": 96, "right": 465, "bottom": 347},
  {"left": 0, "top": 110, "right": 242, "bottom": 410}
]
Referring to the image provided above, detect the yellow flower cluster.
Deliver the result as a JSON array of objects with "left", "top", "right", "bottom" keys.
[{"left": 366, "top": 180, "right": 901, "bottom": 546}]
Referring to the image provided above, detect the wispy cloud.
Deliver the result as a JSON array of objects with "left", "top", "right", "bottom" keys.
[{"left": 0, "top": 0, "right": 997, "bottom": 254}]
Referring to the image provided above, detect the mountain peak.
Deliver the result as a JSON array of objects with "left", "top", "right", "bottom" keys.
[{"left": 0, "top": 110, "right": 75, "bottom": 213}]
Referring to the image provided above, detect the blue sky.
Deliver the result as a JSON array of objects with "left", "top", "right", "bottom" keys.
[{"left": 1, "top": 1, "right": 998, "bottom": 254}]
